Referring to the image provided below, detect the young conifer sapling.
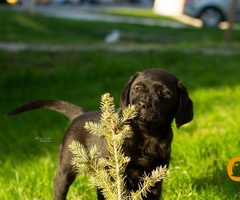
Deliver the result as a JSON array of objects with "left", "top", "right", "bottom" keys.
[{"left": 69, "top": 93, "right": 168, "bottom": 200}]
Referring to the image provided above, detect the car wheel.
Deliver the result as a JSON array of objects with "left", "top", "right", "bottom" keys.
[{"left": 199, "top": 7, "right": 223, "bottom": 27}]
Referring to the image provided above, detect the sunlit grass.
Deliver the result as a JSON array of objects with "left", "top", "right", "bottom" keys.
[
  {"left": 97, "top": 7, "right": 174, "bottom": 20},
  {"left": 163, "top": 85, "right": 240, "bottom": 200}
]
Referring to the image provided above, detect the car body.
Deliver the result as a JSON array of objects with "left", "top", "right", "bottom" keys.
[{"left": 183, "top": 0, "right": 240, "bottom": 27}]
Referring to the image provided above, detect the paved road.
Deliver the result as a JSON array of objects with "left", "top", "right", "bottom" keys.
[{"left": 0, "top": 41, "right": 238, "bottom": 55}]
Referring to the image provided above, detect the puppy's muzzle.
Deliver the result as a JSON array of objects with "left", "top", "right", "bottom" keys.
[
  {"left": 138, "top": 100, "right": 152, "bottom": 109},
  {"left": 135, "top": 100, "right": 160, "bottom": 124}
]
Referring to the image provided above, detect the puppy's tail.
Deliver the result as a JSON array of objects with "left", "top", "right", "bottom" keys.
[{"left": 7, "top": 99, "right": 85, "bottom": 121}]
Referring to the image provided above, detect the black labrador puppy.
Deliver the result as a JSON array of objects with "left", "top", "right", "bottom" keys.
[{"left": 8, "top": 69, "right": 193, "bottom": 200}]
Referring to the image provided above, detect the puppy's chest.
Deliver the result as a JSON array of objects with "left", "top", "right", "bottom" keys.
[
  {"left": 125, "top": 135, "right": 168, "bottom": 168},
  {"left": 139, "top": 137, "right": 167, "bottom": 162}
]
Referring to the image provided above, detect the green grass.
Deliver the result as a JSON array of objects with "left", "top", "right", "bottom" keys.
[
  {"left": 1, "top": 8, "right": 240, "bottom": 48},
  {"left": 1, "top": 8, "right": 240, "bottom": 200},
  {"left": 95, "top": 7, "right": 174, "bottom": 20}
]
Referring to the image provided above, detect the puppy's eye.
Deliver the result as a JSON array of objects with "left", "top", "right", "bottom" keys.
[
  {"left": 160, "top": 89, "right": 168, "bottom": 96},
  {"left": 134, "top": 85, "right": 141, "bottom": 91}
]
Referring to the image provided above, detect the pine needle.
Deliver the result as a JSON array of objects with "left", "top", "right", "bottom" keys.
[{"left": 131, "top": 166, "right": 168, "bottom": 200}]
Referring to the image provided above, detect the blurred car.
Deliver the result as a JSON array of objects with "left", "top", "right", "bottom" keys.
[
  {"left": 0, "top": 0, "right": 52, "bottom": 4},
  {"left": 0, "top": 0, "right": 18, "bottom": 4},
  {"left": 183, "top": 0, "right": 240, "bottom": 27}
]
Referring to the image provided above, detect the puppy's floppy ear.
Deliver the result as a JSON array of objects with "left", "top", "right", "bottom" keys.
[
  {"left": 175, "top": 82, "right": 194, "bottom": 128},
  {"left": 120, "top": 73, "right": 139, "bottom": 109}
]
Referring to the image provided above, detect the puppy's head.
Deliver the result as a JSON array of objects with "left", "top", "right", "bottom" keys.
[{"left": 120, "top": 69, "right": 193, "bottom": 128}]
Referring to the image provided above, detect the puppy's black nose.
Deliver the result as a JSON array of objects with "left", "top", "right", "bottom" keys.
[{"left": 139, "top": 101, "right": 151, "bottom": 109}]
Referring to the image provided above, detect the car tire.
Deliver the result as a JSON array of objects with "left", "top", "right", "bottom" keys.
[{"left": 199, "top": 7, "right": 224, "bottom": 27}]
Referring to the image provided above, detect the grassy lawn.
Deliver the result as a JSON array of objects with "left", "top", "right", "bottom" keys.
[
  {"left": 1, "top": 7, "right": 240, "bottom": 200},
  {"left": 1, "top": 8, "right": 240, "bottom": 48},
  {"left": 94, "top": 6, "right": 174, "bottom": 20}
]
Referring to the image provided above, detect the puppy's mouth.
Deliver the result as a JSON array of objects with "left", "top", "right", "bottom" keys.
[{"left": 134, "top": 109, "right": 160, "bottom": 125}]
